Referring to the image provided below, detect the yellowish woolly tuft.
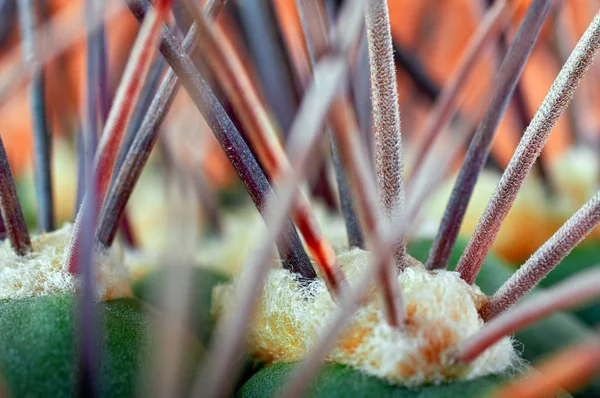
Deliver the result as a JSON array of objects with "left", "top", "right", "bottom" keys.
[
  {"left": 128, "top": 170, "right": 171, "bottom": 251},
  {"left": 306, "top": 201, "right": 349, "bottom": 253},
  {"left": 212, "top": 249, "right": 516, "bottom": 386},
  {"left": 421, "top": 152, "right": 600, "bottom": 265},
  {"left": 420, "top": 170, "right": 554, "bottom": 264},
  {"left": 199, "top": 201, "right": 349, "bottom": 277},
  {"left": 123, "top": 249, "right": 161, "bottom": 283},
  {"left": 198, "top": 208, "right": 270, "bottom": 277},
  {"left": 0, "top": 224, "right": 132, "bottom": 301},
  {"left": 552, "top": 147, "right": 599, "bottom": 207},
  {"left": 550, "top": 147, "right": 600, "bottom": 241}
]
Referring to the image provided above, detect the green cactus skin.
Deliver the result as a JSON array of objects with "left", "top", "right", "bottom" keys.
[{"left": 0, "top": 295, "right": 203, "bottom": 398}]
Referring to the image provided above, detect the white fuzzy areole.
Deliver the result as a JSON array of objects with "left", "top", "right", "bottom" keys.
[
  {"left": 212, "top": 249, "right": 517, "bottom": 386},
  {"left": 0, "top": 224, "right": 131, "bottom": 301}
]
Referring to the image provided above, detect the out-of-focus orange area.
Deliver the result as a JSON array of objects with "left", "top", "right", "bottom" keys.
[
  {"left": 388, "top": 0, "right": 599, "bottom": 167},
  {"left": 0, "top": 0, "right": 234, "bottom": 181},
  {"left": 385, "top": 0, "right": 600, "bottom": 264},
  {"left": 494, "top": 338, "right": 600, "bottom": 398},
  {"left": 3, "top": 0, "right": 596, "bottom": 178},
  {"left": 1, "top": 0, "right": 599, "bottom": 262},
  {"left": 0, "top": 0, "right": 137, "bottom": 173},
  {"left": 419, "top": 1, "right": 592, "bottom": 153},
  {"left": 0, "top": 0, "right": 235, "bottom": 231}
]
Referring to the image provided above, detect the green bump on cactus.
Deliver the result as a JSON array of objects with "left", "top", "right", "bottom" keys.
[
  {"left": 0, "top": 295, "right": 204, "bottom": 398},
  {"left": 237, "top": 362, "right": 528, "bottom": 398},
  {"left": 132, "top": 266, "right": 229, "bottom": 344}
]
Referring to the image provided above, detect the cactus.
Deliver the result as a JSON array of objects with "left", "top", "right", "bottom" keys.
[{"left": 0, "top": 1, "right": 600, "bottom": 398}]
